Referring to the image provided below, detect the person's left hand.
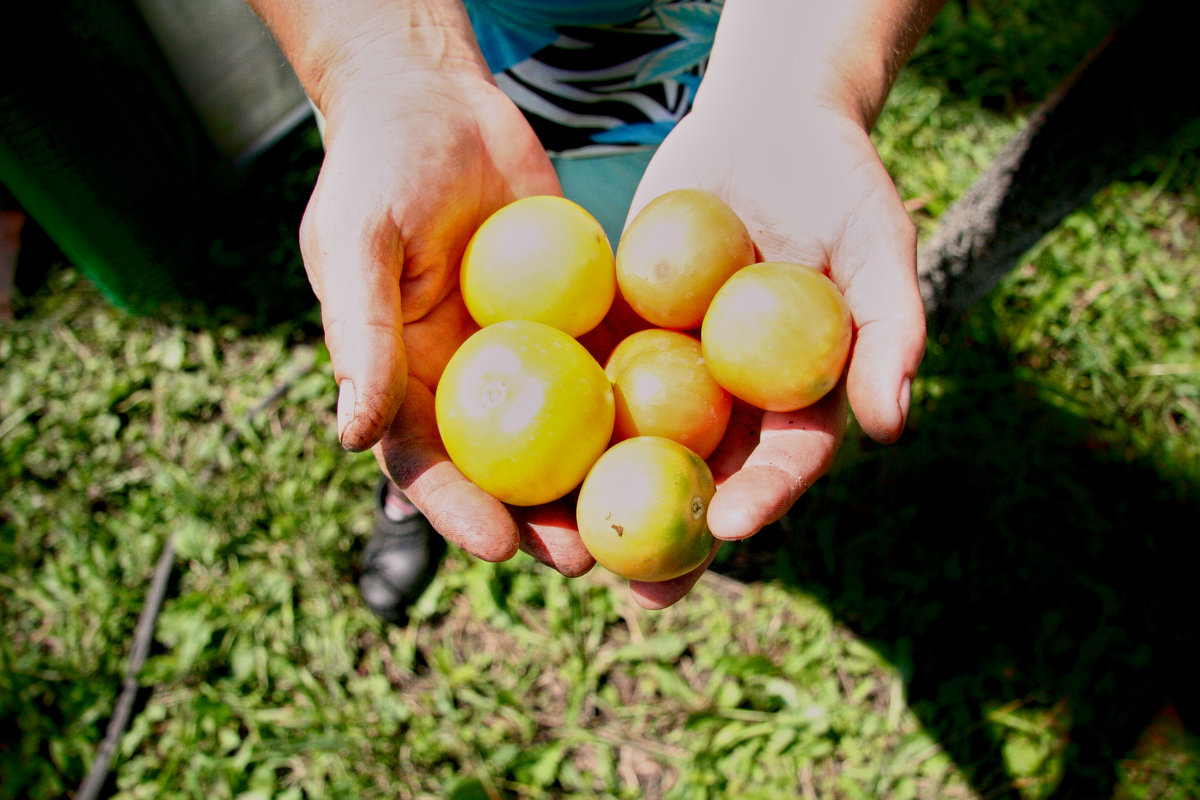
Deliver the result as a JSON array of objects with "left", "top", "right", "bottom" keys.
[{"left": 600, "top": 100, "right": 927, "bottom": 608}]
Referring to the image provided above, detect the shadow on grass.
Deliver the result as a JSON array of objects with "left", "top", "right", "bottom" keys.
[{"left": 721, "top": 314, "right": 1199, "bottom": 799}]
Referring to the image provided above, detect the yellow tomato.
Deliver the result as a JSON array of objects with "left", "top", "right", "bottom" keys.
[
  {"left": 460, "top": 195, "right": 615, "bottom": 337},
  {"left": 604, "top": 329, "right": 732, "bottom": 459},
  {"left": 615, "top": 189, "right": 756, "bottom": 329},
  {"left": 435, "top": 320, "right": 615, "bottom": 506},
  {"left": 701, "top": 262, "right": 852, "bottom": 412},
  {"left": 577, "top": 436, "right": 716, "bottom": 582}
]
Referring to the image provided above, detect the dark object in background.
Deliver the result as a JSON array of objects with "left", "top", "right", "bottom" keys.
[
  {"left": 358, "top": 478, "right": 448, "bottom": 626},
  {"left": 0, "top": 1, "right": 222, "bottom": 313}
]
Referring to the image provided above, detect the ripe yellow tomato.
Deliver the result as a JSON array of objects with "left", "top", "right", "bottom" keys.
[
  {"left": 460, "top": 195, "right": 616, "bottom": 337},
  {"left": 701, "top": 262, "right": 852, "bottom": 412},
  {"left": 577, "top": 436, "right": 715, "bottom": 582},
  {"left": 435, "top": 320, "right": 615, "bottom": 506},
  {"left": 604, "top": 329, "right": 732, "bottom": 459},
  {"left": 615, "top": 189, "right": 756, "bottom": 330}
]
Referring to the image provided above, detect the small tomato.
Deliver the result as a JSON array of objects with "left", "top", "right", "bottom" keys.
[
  {"left": 605, "top": 329, "right": 732, "bottom": 459},
  {"left": 435, "top": 320, "right": 614, "bottom": 506},
  {"left": 615, "top": 189, "right": 756, "bottom": 330},
  {"left": 461, "top": 195, "right": 615, "bottom": 337},
  {"left": 577, "top": 436, "right": 716, "bottom": 583},
  {"left": 701, "top": 262, "right": 852, "bottom": 412}
]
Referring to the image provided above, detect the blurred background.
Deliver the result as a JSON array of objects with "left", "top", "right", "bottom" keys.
[{"left": 2, "top": 1, "right": 1197, "bottom": 798}]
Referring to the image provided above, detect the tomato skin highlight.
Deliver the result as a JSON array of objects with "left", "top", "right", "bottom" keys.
[
  {"left": 701, "top": 262, "right": 852, "bottom": 412},
  {"left": 577, "top": 436, "right": 715, "bottom": 582},
  {"left": 435, "top": 320, "right": 615, "bottom": 506}
]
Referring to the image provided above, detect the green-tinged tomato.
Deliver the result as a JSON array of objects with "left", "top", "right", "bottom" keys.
[{"left": 577, "top": 436, "right": 715, "bottom": 582}]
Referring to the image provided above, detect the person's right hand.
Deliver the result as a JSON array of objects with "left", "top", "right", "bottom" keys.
[{"left": 297, "top": 25, "right": 600, "bottom": 574}]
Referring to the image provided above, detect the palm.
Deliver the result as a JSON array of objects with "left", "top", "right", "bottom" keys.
[
  {"left": 616, "top": 105, "right": 926, "bottom": 607},
  {"left": 302, "top": 71, "right": 567, "bottom": 564}
]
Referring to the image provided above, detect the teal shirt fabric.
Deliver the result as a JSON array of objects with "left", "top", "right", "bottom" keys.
[
  {"left": 464, "top": 0, "right": 651, "bottom": 72},
  {"left": 462, "top": 1, "right": 722, "bottom": 243}
]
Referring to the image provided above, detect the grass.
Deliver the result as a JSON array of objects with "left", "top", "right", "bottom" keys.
[{"left": 3, "top": 0, "right": 1199, "bottom": 798}]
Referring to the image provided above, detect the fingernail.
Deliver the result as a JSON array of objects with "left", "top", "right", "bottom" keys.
[
  {"left": 899, "top": 377, "right": 912, "bottom": 429},
  {"left": 337, "top": 378, "right": 356, "bottom": 447}
]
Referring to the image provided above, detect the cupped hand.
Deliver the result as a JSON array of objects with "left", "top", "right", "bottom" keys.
[
  {"left": 621, "top": 103, "right": 927, "bottom": 609},
  {"left": 301, "top": 64, "right": 602, "bottom": 569}
]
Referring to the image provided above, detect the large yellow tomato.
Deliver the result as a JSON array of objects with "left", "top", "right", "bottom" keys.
[
  {"left": 701, "top": 262, "right": 852, "bottom": 412},
  {"left": 615, "top": 189, "right": 756, "bottom": 330},
  {"left": 460, "top": 195, "right": 615, "bottom": 337},
  {"left": 604, "top": 329, "right": 732, "bottom": 459},
  {"left": 576, "top": 436, "right": 715, "bottom": 583},
  {"left": 435, "top": 320, "right": 615, "bottom": 506}
]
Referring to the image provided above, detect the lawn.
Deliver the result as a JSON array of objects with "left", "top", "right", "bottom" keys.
[{"left": 3, "top": 1, "right": 1198, "bottom": 798}]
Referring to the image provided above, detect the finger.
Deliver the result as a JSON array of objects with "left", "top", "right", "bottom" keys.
[
  {"left": 511, "top": 502, "right": 596, "bottom": 578},
  {"left": 707, "top": 387, "right": 849, "bottom": 541},
  {"left": 628, "top": 542, "right": 721, "bottom": 610},
  {"left": 373, "top": 378, "right": 520, "bottom": 563},
  {"left": 835, "top": 186, "right": 926, "bottom": 445},
  {"left": 301, "top": 186, "right": 409, "bottom": 452},
  {"left": 846, "top": 314, "right": 922, "bottom": 444},
  {"left": 299, "top": 116, "right": 445, "bottom": 451}
]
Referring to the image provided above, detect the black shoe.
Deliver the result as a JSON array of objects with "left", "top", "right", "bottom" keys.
[{"left": 358, "top": 478, "right": 447, "bottom": 625}]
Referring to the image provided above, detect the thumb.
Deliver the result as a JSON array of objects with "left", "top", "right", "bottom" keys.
[
  {"left": 838, "top": 200, "right": 926, "bottom": 445},
  {"left": 303, "top": 209, "right": 408, "bottom": 452}
]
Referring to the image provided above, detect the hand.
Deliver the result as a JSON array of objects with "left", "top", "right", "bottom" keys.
[
  {"left": 617, "top": 102, "right": 927, "bottom": 608},
  {"left": 302, "top": 53, "right": 608, "bottom": 572}
]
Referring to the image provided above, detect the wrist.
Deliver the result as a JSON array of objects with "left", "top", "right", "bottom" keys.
[
  {"left": 248, "top": 0, "right": 491, "bottom": 118},
  {"left": 695, "top": 0, "right": 944, "bottom": 130}
]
